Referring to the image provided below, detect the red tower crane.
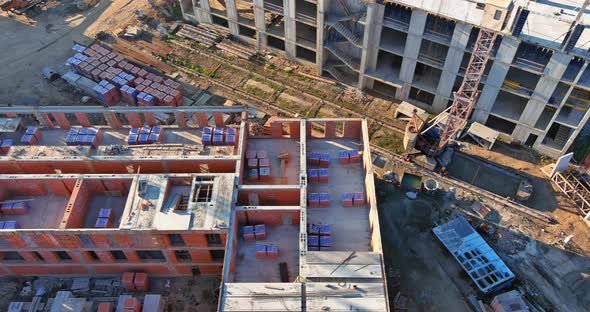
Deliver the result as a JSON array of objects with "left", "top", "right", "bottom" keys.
[{"left": 433, "top": 29, "right": 497, "bottom": 153}]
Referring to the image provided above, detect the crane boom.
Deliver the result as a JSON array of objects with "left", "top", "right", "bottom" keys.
[{"left": 435, "top": 29, "right": 497, "bottom": 152}]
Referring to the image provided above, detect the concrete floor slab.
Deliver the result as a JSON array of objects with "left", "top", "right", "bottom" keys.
[
  {"left": 246, "top": 138, "right": 301, "bottom": 185},
  {"left": 233, "top": 225, "right": 300, "bottom": 282},
  {"left": 3, "top": 126, "right": 236, "bottom": 158},
  {"left": 306, "top": 138, "right": 370, "bottom": 252},
  {"left": 0, "top": 195, "right": 69, "bottom": 229}
]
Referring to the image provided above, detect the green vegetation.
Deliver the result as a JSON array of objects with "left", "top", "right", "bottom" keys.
[{"left": 372, "top": 134, "right": 405, "bottom": 155}]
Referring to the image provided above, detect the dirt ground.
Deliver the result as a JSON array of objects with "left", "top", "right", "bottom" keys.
[
  {"left": 373, "top": 151, "right": 590, "bottom": 312},
  {"left": 0, "top": 275, "right": 220, "bottom": 311},
  {"left": 0, "top": 0, "right": 149, "bottom": 104}
]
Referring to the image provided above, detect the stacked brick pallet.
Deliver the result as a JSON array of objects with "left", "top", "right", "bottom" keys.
[
  {"left": 1, "top": 201, "right": 29, "bottom": 215},
  {"left": 65, "top": 127, "right": 103, "bottom": 149},
  {"left": 341, "top": 192, "right": 364, "bottom": 207},
  {"left": 122, "top": 272, "right": 150, "bottom": 291},
  {"left": 201, "top": 127, "right": 236, "bottom": 146},
  {"left": 307, "top": 223, "right": 332, "bottom": 251},
  {"left": 20, "top": 127, "right": 41, "bottom": 145},
  {"left": 338, "top": 149, "right": 361, "bottom": 164},
  {"left": 65, "top": 44, "right": 183, "bottom": 106},
  {"left": 0, "top": 220, "right": 18, "bottom": 229},
  {"left": 0, "top": 139, "right": 13, "bottom": 154},
  {"left": 255, "top": 243, "right": 279, "bottom": 258},
  {"left": 127, "top": 126, "right": 163, "bottom": 145},
  {"left": 242, "top": 224, "right": 266, "bottom": 241},
  {"left": 95, "top": 208, "right": 113, "bottom": 228}
]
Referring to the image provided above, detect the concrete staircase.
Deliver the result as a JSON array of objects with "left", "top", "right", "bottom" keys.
[
  {"left": 554, "top": 125, "right": 571, "bottom": 147},
  {"left": 325, "top": 43, "right": 360, "bottom": 71},
  {"left": 333, "top": 22, "right": 362, "bottom": 47},
  {"left": 324, "top": 61, "right": 357, "bottom": 86},
  {"left": 336, "top": 0, "right": 351, "bottom": 16}
]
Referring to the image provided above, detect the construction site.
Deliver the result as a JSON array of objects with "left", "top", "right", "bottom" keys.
[{"left": 0, "top": 0, "right": 590, "bottom": 311}]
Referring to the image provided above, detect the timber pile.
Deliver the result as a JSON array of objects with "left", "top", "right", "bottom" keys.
[
  {"left": 216, "top": 39, "right": 257, "bottom": 60},
  {"left": 176, "top": 23, "right": 231, "bottom": 48},
  {"left": 136, "top": 38, "right": 173, "bottom": 57},
  {"left": 110, "top": 39, "right": 173, "bottom": 74}
]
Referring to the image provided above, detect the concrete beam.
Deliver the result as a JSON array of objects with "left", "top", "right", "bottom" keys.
[
  {"left": 316, "top": 0, "right": 326, "bottom": 75},
  {"left": 472, "top": 37, "right": 520, "bottom": 123},
  {"left": 284, "top": 0, "right": 297, "bottom": 58},
  {"left": 432, "top": 23, "right": 472, "bottom": 112},
  {"left": 399, "top": 10, "right": 427, "bottom": 99},
  {"left": 197, "top": 0, "right": 213, "bottom": 23},
  {"left": 515, "top": 53, "right": 570, "bottom": 139}
]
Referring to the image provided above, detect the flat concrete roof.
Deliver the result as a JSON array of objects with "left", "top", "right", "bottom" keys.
[{"left": 123, "top": 174, "right": 234, "bottom": 230}]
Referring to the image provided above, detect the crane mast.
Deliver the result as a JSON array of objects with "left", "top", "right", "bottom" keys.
[{"left": 434, "top": 29, "right": 497, "bottom": 153}]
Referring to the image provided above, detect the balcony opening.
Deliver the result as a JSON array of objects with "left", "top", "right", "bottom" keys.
[
  {"left": 296, "top": 21, "right": 317, "bottom": 49},
  {"left": 268, "top": 35, "right": 286, "bottom": 51},
  {"left": 212, "top": 15, "right": 229, "bottom": 28},
  {"left": 239, "top": 25, "right": 256, "bottom": 39},
  {"left": 409, "top": 87, "right": 434, "bottom": 106},
  {"left": 296, "top": 46, "right": 316, "bottom": 63},
  {"left": 485, "top": 115, "right": 516, "bottom": 135}
]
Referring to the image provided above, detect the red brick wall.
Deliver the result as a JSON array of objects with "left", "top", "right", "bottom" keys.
[
  {"left": 237, "top": 189, "right": 300, "bottom": 206},
  {"left": 237, "top": 210, "right": 301, "bottom": 226}
]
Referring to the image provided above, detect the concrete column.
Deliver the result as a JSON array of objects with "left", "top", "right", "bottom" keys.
[
  {"left": 513, "top": 53, "right": 570, "bottom": 142},
  {"left": 213, "top": 112, "right": 225, "bottom": 127},
  {"left": 432, "top": 23, "right": 472, "bottom": 112},
  {"left": 226, "top": 0, "right": 240, "bottom": 36},
  {"left": 284, "top": 0, "right": 297, "bottom": 58},
  {"left": 535, "top": 62, "right": 590, "bottom": 155},
  {"left": 197, "top": 0, "right": 213, "bottom": 23},
  {"left": 399, "top": 10, "right": 427, "bottom": 100},
  {"left": 316, "top": 0, "right": 326, "bottom": 74},
  {"left": 51, "top": 112, "right": 71, "bottom": 129},
  {"left": 175, "top": 112, "right": 188, "bottom": 128},
  {"left": 359, "top": 3, "right": 384, "bottom": 89},
  {"left": 472, "top": 36, "right": 520, "bottom": 123},
  {"left": 103, "top": 112, "right": 122, "bottom": 129},
  {"left": 125, "top": 112, "right": 143, "bottom": 128},
  {"left": 196, "top": 112, "right": 209, "bottom": 128},
  {"left": 74, "top": 113, "right": 91, "bottom": 127},
  {"left": 144, "top": 112, "right": 157, "bottom": 126},
  {"left": 34, "top": 112, "right": 54, "bottom": 128},
  {"left": 253, "top": 0, "right": 267, "bottom": 50}
]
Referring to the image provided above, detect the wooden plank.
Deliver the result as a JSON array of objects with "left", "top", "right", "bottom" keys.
[
  {"left": 225, "top": 283, "right": 301, "bottom": 296},
  {"left": 223, "top": 297, "right": 301, "bottom": 311},
  {"left": 305, "top": 251, "right": 381, "bottom": 265},
  {"left": 305, "top": 282, "right": 385, "bottom": 297},
  {"left": 305, "top": 264, "right": 383, "bottom": 278},
  {"left": 306, "top": 297, "right": 388, "bottom": 311},
  {"left": 109, "top": 39, "right": 174, "bottom": 74}
]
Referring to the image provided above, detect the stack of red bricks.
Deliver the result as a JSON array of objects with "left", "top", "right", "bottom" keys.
[
  {"left": 341, "top": 192, "right": 364, "bottom": 207},
  {"left": 69, "top": 44, "right": 183, "bottom": 106},
  {"left": 122, "top": 272, "right": 150, "bottom": 292}
]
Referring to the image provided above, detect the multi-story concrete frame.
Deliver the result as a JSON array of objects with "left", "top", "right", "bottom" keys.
[
  {"left": 0, "top": 106, "right": 388, "bottom": 311},
  {"left": 181, "top": 0, "right": 590, "bottom": 158}
]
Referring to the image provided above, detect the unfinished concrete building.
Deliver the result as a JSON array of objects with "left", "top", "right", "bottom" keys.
[
  {"left": 0, "top": 106, "right": 388, "bottom": 311},
  {"left": 180, "top": 0, "right": 590, "bottom": 158}
]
